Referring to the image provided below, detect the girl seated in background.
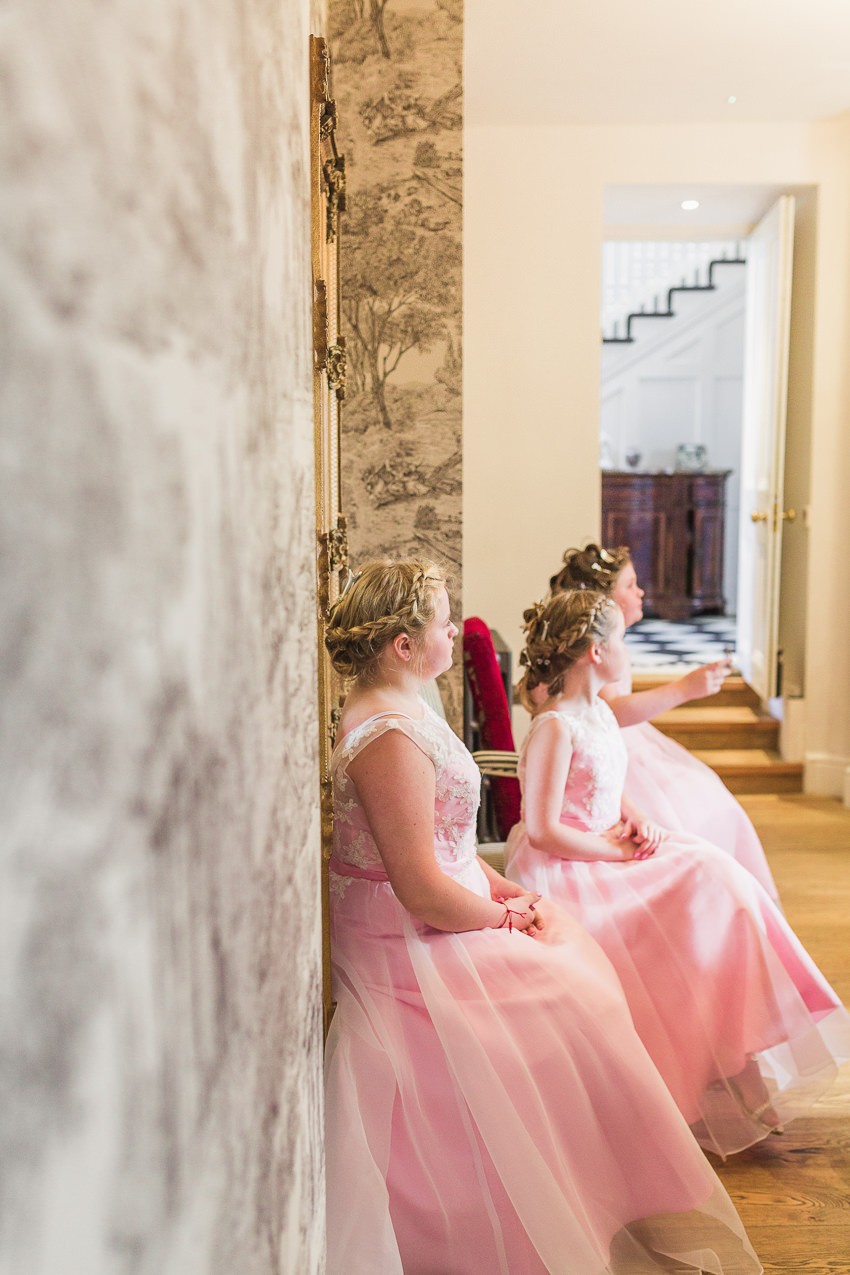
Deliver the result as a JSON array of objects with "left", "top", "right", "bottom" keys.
[
  {"left": 506, "top": 587, "right": 850, "bottom": 1161},
  {"left": 550, "top": 543, "right": 780, "bottom": 902},
  {"left": 324, "top": 559, "right": 760, "bottom": 1275}
]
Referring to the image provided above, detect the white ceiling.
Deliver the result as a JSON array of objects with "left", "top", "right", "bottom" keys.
[
  {"left": 603, "top": 183, "right": 791, "bottom": 234},
  {"left": 465, "top": 0, "right": 850, "bottom": 128}
]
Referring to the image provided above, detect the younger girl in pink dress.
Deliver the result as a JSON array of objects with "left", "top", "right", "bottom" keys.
[
  {"left": 550, "top": 544, "right": 780, "bottom": 902},
  {"left": 324, "top": 559, "right": 760, "bottom": 1275},
  {"left": 506, "top": 588, "right": 850, "bottom": 1161}
]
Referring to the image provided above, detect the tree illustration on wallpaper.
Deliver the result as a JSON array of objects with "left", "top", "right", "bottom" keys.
[
  {"left": 342, "top": 186, "right": 459, "bottom": 431},
  {"left": 369, "top": 0, "right": 391, "bottom": 59}
]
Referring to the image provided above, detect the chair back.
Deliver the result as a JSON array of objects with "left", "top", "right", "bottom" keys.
[{"left": 462, "top": 618, "right": 521, "bottom": 839}]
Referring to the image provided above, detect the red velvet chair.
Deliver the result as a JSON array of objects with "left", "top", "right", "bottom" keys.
[{"left": 462, "top": 618, "right": 521, "bottom": 842}]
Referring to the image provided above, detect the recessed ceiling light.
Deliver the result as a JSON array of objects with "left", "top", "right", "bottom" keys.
[
  {"left": 728, "top": 95, "right": 737, "bottom": 104},
  {"left": 681, "top": 200, "right": 700, "bottom": 211}
]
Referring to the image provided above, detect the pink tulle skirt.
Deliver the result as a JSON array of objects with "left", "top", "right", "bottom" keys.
[
  {"left": 506, "top": 826, "right": 850, "bottom": 1159},
  {"left": 326, "top": 861, "right": 761, "bottom": 1274},
  {"left": 622, "top": 721, "right": 780, "bottom": 901}
]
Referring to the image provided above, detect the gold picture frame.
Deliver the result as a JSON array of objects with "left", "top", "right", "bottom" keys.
[{"left": 310, "top": 34, "right": 347, "bottom": 1036}]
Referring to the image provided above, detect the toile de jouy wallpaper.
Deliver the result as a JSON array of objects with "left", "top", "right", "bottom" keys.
[{"left": 329, "top": 0, "right": 464, "bottom": 729}]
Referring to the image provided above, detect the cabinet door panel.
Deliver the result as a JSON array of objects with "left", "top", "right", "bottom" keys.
[
  {"left": 602, "top": 507, "right": 667, "bottom": 613},
  {"left": 601, "top": 471, "right": 729, "bottom": 619}
]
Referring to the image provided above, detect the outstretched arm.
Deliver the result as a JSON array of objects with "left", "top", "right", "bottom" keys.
[
  {"left": 600, "top": 659, "right": 732, "bottom": 727},
  {"left": 348, "top": 730, "right": 541, "bottom": 934},
  {"left": 523, "top": 718, "right": 645, "bottom": 862}
]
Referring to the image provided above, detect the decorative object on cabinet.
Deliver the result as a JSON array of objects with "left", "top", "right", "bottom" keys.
[
  {"left": 599, "top": 433, "right": 616, "bottom": 470},
  {"left": 601, "top": 470, "right": 730, "bottom": 620},
  {"left": 676, "top": 443, "right": 709, "bottom": 472}
]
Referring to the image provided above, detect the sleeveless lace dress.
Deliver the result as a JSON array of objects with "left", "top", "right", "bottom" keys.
[
  {"left": 608, "top": 652, "right": 780, "bottom": 902},
  {"left": 505, "top": 699, "right": 850, "bottom": 1159},
  {"left": 325, "top": 705, "right": 760, "bottom": 1275}
]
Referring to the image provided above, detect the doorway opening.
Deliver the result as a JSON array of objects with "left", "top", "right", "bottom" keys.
[
  {"left": 598, "top": 185, "right": 799, "bottom": 698},
  {"left": 600, "top": 238, "right": 746, "bottom": 671}
]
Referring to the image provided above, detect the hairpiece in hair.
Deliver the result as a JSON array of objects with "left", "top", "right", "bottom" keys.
[
  {"left": 521, "top": 599, "right": 547, "bottom": 634},
  {"left": 338, "top": 568, "right": 362, "bottom": 601}
]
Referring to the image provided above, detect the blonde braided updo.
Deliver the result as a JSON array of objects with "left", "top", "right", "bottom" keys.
[
  {"left": 325, "top": 558, "right": 447, "bottom": 683},
  {"left": 549, "top": 543, "right": 631, "bottom": 596},
  {"left": 518, "top": 588, "right": 619, "bottom": 708}
]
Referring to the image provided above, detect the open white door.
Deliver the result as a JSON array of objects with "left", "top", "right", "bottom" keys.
[{"left": 736, "top": 195, "right": 795, "bottom": 701}]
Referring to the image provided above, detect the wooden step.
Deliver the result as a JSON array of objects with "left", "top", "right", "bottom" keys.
[
  {"left": 633, "top": 674, "right": 797, "bottom": 795},
  {"left": 631, "top": 673, "right": 761, "bottom": 711},
  {"left": 692, "top": 749, "right": 803, "bottom": 795},
  {"left": 651, "top": 705, "right": 779, "bottom": 751}
]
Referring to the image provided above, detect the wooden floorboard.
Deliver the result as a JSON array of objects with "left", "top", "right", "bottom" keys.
[{"left": 710, "top": 794, "right": 850, "bottom": 1274}]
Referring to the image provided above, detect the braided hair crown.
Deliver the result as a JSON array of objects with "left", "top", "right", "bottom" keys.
[
  {"left": 518, "top": 588, "right": 618, "bottom": 707},
  {"left": 324, "top": 558, "right": 446, "bottom": 682},
  {"left": 550, "top": 542, "right": 631, "bottom": 596}
]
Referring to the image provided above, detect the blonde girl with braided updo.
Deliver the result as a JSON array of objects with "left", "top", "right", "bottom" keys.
[
  {"left": 514, "top": 588, "right": 666, "bottom": 861},
  {"left": 324, "top": 560, "right": 766, "bottom": 1273},
  {"left": 326, "top": 558, "right": 453, "bottom": 689},
  {"left": 506, "top": 586, "right": 850, "bottom": 1159},
  {"left": 327, "top": 558, "right": 543, "bottom": 935},
  {"left": 547, "top": 543, "right": 780, "bottom": 902}
]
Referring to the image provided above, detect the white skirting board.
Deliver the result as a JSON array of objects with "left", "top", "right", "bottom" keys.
[
  {"left": 779, "top": 696, "right": 805, "bottom": 762},
  {"left": 804, "top": 752, "right": 850, "bottom": 808}
]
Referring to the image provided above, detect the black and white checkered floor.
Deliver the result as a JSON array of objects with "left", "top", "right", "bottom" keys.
[{"left": 625, "top": 616, "right": 738, "bottom": 673}]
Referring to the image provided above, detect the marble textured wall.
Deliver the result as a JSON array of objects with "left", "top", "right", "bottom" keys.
[
  {"left": 0, "top": 3, "right": 325, "bottom": 1273},
  {"left": 329, "top": 0, "right": 464, "bottom": 728}
]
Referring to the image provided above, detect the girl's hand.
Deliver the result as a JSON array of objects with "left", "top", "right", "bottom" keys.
[
  {"left": 678, "top": 659, "right": 732, "bottom": 702},
  {"left": 597, "top": 822, "right": 647, "bottom": 860},
  {"left": 494, "top": 891, "right": 546, "bottom": 937},
  {"left": 487, "top": 873, "right": 527, "bottom": 902},
  {"left": 628, "top": 818, "right": 667, "bottom": 856},
  {"left": 601, "top": 820, "right": 660, "bottom": 860}
]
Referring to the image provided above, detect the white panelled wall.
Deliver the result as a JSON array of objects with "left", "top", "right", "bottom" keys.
[{"left": 600, "top": 253, "right": 746, "bottom": 611}]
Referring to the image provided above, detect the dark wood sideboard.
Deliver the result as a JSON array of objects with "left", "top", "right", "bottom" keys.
[{"left": 601, "top": 470, "right": 731, "bottom": 620}]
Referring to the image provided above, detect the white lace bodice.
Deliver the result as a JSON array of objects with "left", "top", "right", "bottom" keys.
[
  {"left": 330, "top": 705, "right": 482, "bottom": 876},
  {"left": 518, "top": 699, "right": 627, "bottom": 834}
]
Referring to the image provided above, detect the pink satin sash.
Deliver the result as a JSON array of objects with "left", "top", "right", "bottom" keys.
[{"left": 330, "top": 855, "right": 390, "bottom": 883}]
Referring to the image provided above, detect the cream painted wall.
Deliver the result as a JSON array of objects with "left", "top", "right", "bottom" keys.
[
  {"left": 463, "top": 128, "right": 603, "bottom": 662},
  {"left": 801, "top": 117, "right": 850, "bottom": 798},
  {"left": 464, "top": 116, "right": 850, "bottom": 795}
]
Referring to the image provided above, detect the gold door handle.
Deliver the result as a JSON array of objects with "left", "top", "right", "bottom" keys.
[
  {"left": 781, "top": 508, "right": 796, "bottom": 522},
  {"left": 751, "top": 510, "right": 768, "bottom": 523}
]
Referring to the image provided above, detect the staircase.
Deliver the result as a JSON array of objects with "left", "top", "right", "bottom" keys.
[
  {"left": 601, "top": 241, "right": 746, "bottom": 344},
  {"left": 603, "top": 254, "right": 746, "bottom": 344},
  {"left": 633, "top": 674, "right": 804, "bottom": 795}
]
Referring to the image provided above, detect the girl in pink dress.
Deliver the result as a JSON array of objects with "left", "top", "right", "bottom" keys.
[
  {"left": 506, "top": 588, "right": 850, "bottom": 1161},
  {"left": 324, "top": 559, "right": 761, "bottom": 1275},
  {"left": 549, "top": 544, "right": 780, "bottom": 902}
]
